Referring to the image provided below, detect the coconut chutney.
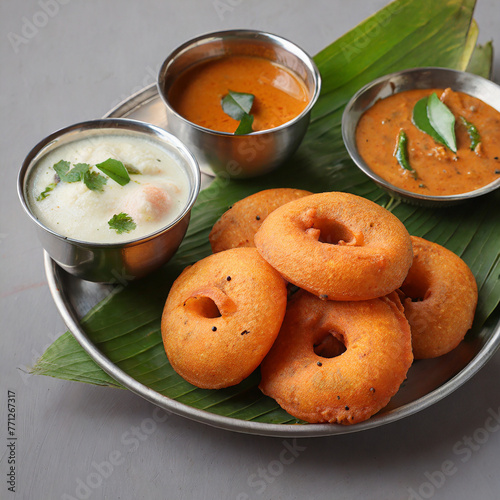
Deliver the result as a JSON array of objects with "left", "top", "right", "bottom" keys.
[{"left": 27, "top": 134, "right": 190, "bottom": 243}]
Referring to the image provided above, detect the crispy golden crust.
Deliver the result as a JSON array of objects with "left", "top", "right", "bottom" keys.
[
  {"left": 259, "top": 291, "right": 413, "bottom": 425},
  {"left": 161, "top": 248, "right": 287, "bottom": 389},
  {"left": 399, "top": 236, "right": 478, "bottom": 359},
  {"left": 254, "top": 192, "right": 413, "bottom": 301},
  {"left": 209, "top": 188, "right": 312, "bottom": 253}
]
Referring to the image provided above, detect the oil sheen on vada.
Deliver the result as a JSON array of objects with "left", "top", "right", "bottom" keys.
[
  {"left": 399, "top": 236, "right": 478, "bottom": 359},
  {"left": 209, "top": 188, "right": 312, "bottom": 253},
  {"left": 259, "top": 291, "right": 413, "bottom": 425},
  {"left": 161, "top": 247, "right": 287, "bottom": 389},
  {"left": 254, "top": 192, "right": 413, "bottom": 301}
]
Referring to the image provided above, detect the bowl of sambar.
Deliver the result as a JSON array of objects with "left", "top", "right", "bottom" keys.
[
  {"left": 342, "top": 67, "right": 500, "bottom": 206},
  {"left": 158, "top": 30, "right": 321, "bottom": 178}
]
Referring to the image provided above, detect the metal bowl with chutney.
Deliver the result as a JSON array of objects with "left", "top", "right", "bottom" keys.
[
  {"left": 158, "top": 29, "right": 321, "bottom": 178},
  {"left": 18, "top": 118, "right": 200, "bottom": 283},
  {"left": 342, "top": 67, "right": 500, "bottom": 207}
]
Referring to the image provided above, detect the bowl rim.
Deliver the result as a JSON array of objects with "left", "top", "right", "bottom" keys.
[
  {"left": 17, "top": 117, "right": 201, "bottom": 248},
  {"left": 341, "top": 66, "right": 500, "bottom": 203},
  {"left": 157, "top": 28, "right": 322, "bottom": 137}
]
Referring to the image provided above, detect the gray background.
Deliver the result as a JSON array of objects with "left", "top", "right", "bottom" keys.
[{"left": 2, "top": 1, "right": 500, "bottom": 499}]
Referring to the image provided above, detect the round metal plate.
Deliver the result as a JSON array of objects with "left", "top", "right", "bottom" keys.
[{"left": 44, "top": 85, "right": 500, "bottom": 437}]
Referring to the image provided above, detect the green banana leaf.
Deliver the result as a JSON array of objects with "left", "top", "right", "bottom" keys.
[
  {"left": 466, "top": 40, "right": 494, "bottom": 79},
  {"left": 32, "top": 0, "right": 500, "bottom": 425}
]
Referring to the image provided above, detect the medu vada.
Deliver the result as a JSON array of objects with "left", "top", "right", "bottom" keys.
[
  {"left": 259, "top": 290, "right": 413, "bottom": 425},
  {"left": 161, "top": 247, "right": 287, "bottom": 389},
  {"left": 209, "top": 188, "right": 312, "bottom": 253},
  {"left": 254, "top": 192, "right": 413, "bottom": 301},
  {"left": 399, "top": 236, "right": 478, "bottom": 359}
]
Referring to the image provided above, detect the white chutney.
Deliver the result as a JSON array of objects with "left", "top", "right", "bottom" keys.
[{"left": 27, "top": 134, "right": 190, "bottom": 243}]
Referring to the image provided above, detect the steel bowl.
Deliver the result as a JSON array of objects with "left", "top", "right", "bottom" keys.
[
  {"left": 157, "top": 29, "right": 321, "bottom": 178},
  {"left": 18, "top": 118, "right": 200, "bottom": 283},
  {"left": 342, "top": 67, "right": 500, "bottom": 207}
]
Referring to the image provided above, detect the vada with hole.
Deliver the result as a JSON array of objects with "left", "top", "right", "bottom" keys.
[
  {"left": 399, "top": 236, "right": 478, "bottom": 359},
  {"left": 259, "top": 290, "right": 413, "bottom": 424},
  {"left": 161, "top": 247, "right": 287, "bottom": 389},
  {"left": 254, "top": 192, "right": 413, "bottom": 301},
  {"left": 209, "top": 188, "right": 312, "bottom": 253}
]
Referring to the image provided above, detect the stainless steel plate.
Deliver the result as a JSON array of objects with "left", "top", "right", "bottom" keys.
[{"left": 44, "top": 85, "right": 500, "bottom": 437}]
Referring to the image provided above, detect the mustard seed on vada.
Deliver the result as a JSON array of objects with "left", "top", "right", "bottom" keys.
[
  {"left": 161, "top": 247, "right": 287, "bottom": 389},
  {"left": 209, "top": 188, "right": 312, "bottom": 253},
  {"left": 254, "top": 192, "right": 413, "bottom": 301}
]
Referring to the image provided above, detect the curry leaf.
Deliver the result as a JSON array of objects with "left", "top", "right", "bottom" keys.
[
  {"left": 234, "top": 113, "right": 254, "bottom": 135},
  {"left": 222, "top": 90, "right": 254, "bottom": 120},
  {"left": 412, "top": 96, "right": 446, "bottom": 145},
  {"left": 427, "top": 93, "right": 457, "bottom": 153},
  {"left": 95, "top": 158, "right": 131, "bottom": 186},
  {"left": 222, "top": 90, "right": 255, "bottom": 135}
]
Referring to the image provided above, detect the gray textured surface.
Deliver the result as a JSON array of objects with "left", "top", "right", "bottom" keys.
[{"left": 1, "top": 1, "right": 500, "bottom": 499}]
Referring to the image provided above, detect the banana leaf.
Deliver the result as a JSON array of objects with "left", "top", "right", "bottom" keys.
[
  {"left": 466, "top": 40, "right": 493, "bottom": 78},
  {"left": 32, "top": 0, "right": 500, "bottom": 425}
]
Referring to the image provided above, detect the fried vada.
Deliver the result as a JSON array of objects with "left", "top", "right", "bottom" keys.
[
  {"left": 254, "top": 192, "right": 413, "bottom": 301},
  {"left": 259, "top": 291, "right": 413, "bottom": 424},
  {"left": 399, "top": 236, "right": 478, "bottom": 359},
  {"left": 209, "top": 188, "right": 312, "bottom": 253},
  {"left": 161, "top": 247, "right": 287, "bottom": 389}
]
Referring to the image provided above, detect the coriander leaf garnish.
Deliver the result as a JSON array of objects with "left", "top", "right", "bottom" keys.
[
  {"left": 221, "top": 90, "right": 255, "bottom": 135},
  {"left": 53, "top": 160, "right": 71, "bottom": 180},
  {"left": 95, "top": 158, "right": 131, "bottom": 186},
  {"left": 36, "top": 182, "right": 58, "bottom": 201},
  {"left": 412, "top": 93, "right": 457, "bottom": 153},
  {"left": 53, "top": 160, "right": 90, "bottom": 182},
  {"left": 66, "top": 163, "right": 90, "bottom": 182},
  {"left": 83, "top": 170, "right": 107, "bottom": 192},
  {"left": 394, "top": 129, "right": 418, "bottom": 179},
  {"left": 108, "top": 213, "right": 137, "bottom": 234},
  {"left": 460, "top": 116, "right": 481, "bottom": 151},
  {"left": 49, "top": 158, "right": 132, "bottom": 193}
]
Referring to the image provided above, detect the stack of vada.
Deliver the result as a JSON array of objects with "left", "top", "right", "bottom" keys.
[{"left": 161, "top": 189, "right": 478, "bottom": 425}]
